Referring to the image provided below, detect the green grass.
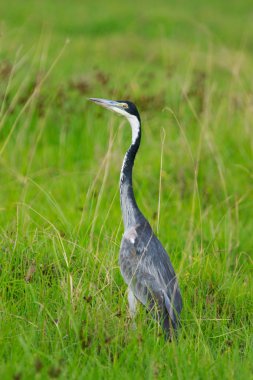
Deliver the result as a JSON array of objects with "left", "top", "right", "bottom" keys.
[{"left": 0, "top": 1, "right": 253, "bottom": 379}]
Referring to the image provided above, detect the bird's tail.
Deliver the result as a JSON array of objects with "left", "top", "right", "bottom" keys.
[{"left": 162, "top": 290, "right": 179, "bottom": 340}]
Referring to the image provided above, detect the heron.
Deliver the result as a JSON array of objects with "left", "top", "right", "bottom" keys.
[{"left": 89, "top": 98, "right": 182, "bottom": 339}]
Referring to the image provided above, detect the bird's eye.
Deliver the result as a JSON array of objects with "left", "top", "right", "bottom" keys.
[{"left": 121, "top": 103, "right": 129, "bottom": 109}]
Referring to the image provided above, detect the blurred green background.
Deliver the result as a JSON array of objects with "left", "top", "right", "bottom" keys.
[{"left": 0, "top": 1, "right": 252, "bottom": 379}]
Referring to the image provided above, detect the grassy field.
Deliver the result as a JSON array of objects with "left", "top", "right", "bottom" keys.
[{"left": 0, "top": 1, "right": 253, "bottom": 379}]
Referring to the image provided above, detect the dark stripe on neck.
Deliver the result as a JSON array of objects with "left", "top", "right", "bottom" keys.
[
  {"left": 120, "top": 126, "right": 145, "bottom": 228},
  {"left": 121, "top": 130, "right": 141, "bottom": 186}
]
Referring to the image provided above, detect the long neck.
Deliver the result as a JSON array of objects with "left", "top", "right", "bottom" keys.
[{"left": 120, "top": 116, "right": 145, "bottom": 230}]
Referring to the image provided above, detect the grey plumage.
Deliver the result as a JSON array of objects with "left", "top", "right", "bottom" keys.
[
  {"left": 120, "top": 221, "right": 182, "bottom": 338},
  {"left": 89, "top": 98, "right": 182, "bottom": 339}
]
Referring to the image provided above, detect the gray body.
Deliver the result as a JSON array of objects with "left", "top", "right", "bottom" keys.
[{"left": 119, "top": 201, "right": 182, "bottom": 337}]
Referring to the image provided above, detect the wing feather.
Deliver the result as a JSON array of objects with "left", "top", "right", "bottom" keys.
[{"left": 119, "top": 222, "right": 182, "bottom": 336}]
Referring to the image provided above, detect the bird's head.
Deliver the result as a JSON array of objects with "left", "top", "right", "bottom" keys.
[{"left": 89, "top": 98, "right": 140, "bottom": 122}]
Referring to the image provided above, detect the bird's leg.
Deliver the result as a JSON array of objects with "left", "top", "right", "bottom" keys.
[{"left": 128, "top": 288, "right": 137, "bottom": 327}]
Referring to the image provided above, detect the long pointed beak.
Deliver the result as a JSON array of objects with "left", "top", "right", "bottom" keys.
[{"left": 89, "top": 98, "right": 120, "bottom": 109}]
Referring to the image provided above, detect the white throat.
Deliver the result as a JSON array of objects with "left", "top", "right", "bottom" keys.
[
  {"left": 127, "top": 115, "right": 140, "bottom": 144},
  {"left": 110, "top": 107, "right": 140, "bottom": 144},
  {"left": 120, "top": 115, "right": 140, "bottom": 183}
]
